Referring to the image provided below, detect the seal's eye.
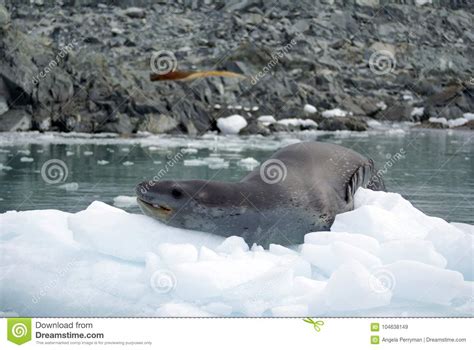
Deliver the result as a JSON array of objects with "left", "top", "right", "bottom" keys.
[{"left": 171, "top": 187, "right": 183, "bottom": 199}]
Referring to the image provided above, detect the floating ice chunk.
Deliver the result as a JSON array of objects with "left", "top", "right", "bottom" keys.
[
  {"left": 304, "top": 231, "right": 380, "bottom": 255},
  {"left": 20, "top": 157, "right": 33, "bottom": 162},
  {"left": 272, "top": 304, "right": 308, "bottom": 316},
  {"left": 199, "top": 246, "right": 222, "bottom": 261},
  {"left": 156, "top": 303, "right": 212, "bottom": 317},
  {"left": 97, "top": 160, "right": 109, "bottom": 165},
  {"left": 217, "top": 115, "right": 248, "bottom": 135},
  {"left": 66, "top": 151, "right": 74, "bottom": 156},
  {"left": 202, "top": 302, "right": 233, "bottom": 316},
  {"left": 113, "top": 195, "right": 137, "bottom": 208},
  {"left": 332, "top": 205, "right": 407, "bottom": 242},
  {"left": 0, "top": 163, "right": 12, "bottom": 171},
  {"left": 213, "top": 104, "right": 221, "bottom": 110},
  {"left": 269, "top": 244, "right": 298, "bottom": 256},
  {"left": 314, "top": 261, "right": 392, "bottom": 312},
  {"left": 237, "top": 157, "right": 260, "bottom": 170},
  {"left": 68, "top": 201, "right": 223, "bottom": 262},
  {"left": 83, "top": 151, "right": 93, "bottom": 156},
  {"left": 122, "top": 161, "right": 134, "bottom": 166},
  {"left": 451, "top": 222, "right": 474, "bottom": 235},
  {"left": 322, "top": 108, "right": 348, "bottom": 118},
  {"left": 58, "top": 182, "right": 79, "bottom": 191},
  {"left": 380, "top": 239, "right": 447, "bottom": 268},
  {"left": 385, "top": 261, "right": 469, "bottom": 305},
  {"left": 183, "top": 159, "right": 207, "bottom": 166},
  {"left": 216, "top": 236, "right": 249, "bottom": 254},
  {"left": 301, "top": 242, "right": 381, "bottom": 275},
  {"left": 181, "top": 148, "right": 198, "bottom": 154},
  {"left": 158, "top": 243, "right": 198, "bottom": 265},
  {"left": 17, "top": 150, "right": 30, "bottom": 155}
]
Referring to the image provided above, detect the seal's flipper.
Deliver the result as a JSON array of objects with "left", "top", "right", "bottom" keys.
[{"left": 345, "top": 162, "right": 372, "bottom": 205}]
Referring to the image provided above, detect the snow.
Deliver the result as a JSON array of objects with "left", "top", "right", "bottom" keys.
[
  {"left": 463, "top": 113, "right": 474, "bottom": 121},
  {"left": 411, "top": 107, "right": 424, "bottom": 118},
  {"left": 429, "top": 117, "right": 468, "bottom": 128},
  {"left": 113, "top": 195, "right": 138, "bottom": 208},
  {"left": 277, "top": 118, "right": 318, "bottom": 128},
  {"left": 216, "top": 115, "right": 248, "bottom": 135},
  {"left": 97, "top": 160, "right": 109, "bottom": 165},
  {"left": 0, "top": 189, "right": 472, "bottom": 317},
  {"left": 303, "top": 104, "right": 317, "bottom": 114},
  {"left": 322, "top": 108, "right": 348, "bottom": 118},
  {"left": 20, "top": 157, "right": 34, "bottom": 162},
  {"left": 257, "top": 115, "right": 276, "bottom": 126}
]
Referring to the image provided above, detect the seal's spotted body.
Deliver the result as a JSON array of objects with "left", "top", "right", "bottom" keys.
[{"left": 136, "top": 142, "right": 385, "bottom": 247}]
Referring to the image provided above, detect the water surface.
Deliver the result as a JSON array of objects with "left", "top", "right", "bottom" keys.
[{"left": 0, "top": 129, "right": 472, "bottom": 224}]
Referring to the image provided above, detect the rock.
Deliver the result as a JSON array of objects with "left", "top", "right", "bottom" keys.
[
  {"left": 0, "top": 109, "right": 32, "bottom": 131},
  {"left": 0, "top": 96, "right": 8, "bottom": 115},
  {"left": 240, "top": 120, "right": 271, "bottom": 136},
  {"left": 375, "top": 105, "right": 413, "bottom": 122},
  {"left": 138, "top": 114, "right": 179, "bottom": 134},
  {"left": 123, "top": 7, "right": 146, "bottom": 19},
  {"left": 318, "top": 117, "right": 367, "bottom": 131},
  {"left": 0, "top": 4, "right": 10, "bottom": 31},
  {"left": 97, "top": 113, "right": 134, "bottom": 134}
]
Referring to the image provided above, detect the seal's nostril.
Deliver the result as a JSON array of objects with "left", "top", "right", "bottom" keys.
[{"left": 171, "top": 187, "right": 182, "bottom": 199}]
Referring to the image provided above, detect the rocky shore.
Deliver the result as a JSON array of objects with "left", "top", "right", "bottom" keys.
[{"left": 0, "top": 0, "right": 473, "bottom": 135}]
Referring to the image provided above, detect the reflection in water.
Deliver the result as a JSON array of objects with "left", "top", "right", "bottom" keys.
[{"left": 0, "top": 130, "right": 472, "bottom": 224}]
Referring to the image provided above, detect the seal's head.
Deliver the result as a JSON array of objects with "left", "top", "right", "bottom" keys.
[{"left": 135, "top": 180, "right": 258, "bottom": 234}]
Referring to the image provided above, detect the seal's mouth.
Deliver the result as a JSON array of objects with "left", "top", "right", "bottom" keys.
[{"left": 137, "top": 198, "right": 173, "bottom": 218}]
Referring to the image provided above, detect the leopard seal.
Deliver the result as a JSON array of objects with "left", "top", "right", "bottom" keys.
[{"left": 136, "top": 141, "right": 385, "bottom": 247}]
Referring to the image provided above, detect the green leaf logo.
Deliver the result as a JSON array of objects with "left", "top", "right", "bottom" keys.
[
  {"left": 7, "top": 318, "right": 32, "bottom": 345},
  {"left": 303, "top": 318, "right": 324, "bottom": 332}
]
